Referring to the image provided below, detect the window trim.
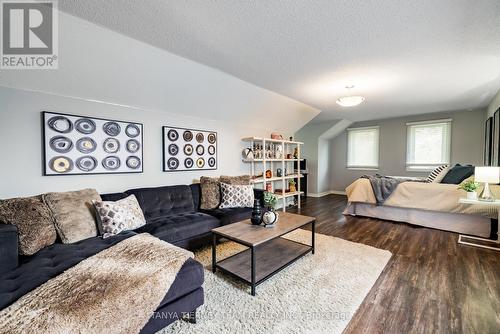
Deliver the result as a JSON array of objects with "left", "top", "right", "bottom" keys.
[
  {"left": 347, "top": 126, "right": 380, "bottom": 170},
  {"left": 406, "top": 119, "right": 452, "bottom": 171}
]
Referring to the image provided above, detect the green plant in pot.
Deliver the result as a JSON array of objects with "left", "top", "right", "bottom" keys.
[
  {"left": 458, "top": 179, "right": 479, "bottom": 200},
  {"left": 262, "top": 192, "right": 279, "bottom": 227}
]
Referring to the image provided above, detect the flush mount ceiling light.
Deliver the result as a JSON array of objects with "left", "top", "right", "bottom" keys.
[{"left": 336, "top": 85, "right": 365, "bottom": 107}]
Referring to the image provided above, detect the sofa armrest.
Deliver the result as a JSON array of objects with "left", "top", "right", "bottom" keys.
[
  {"left": 254, "top": 188, "right": 265, "bottom": 207},
  {"left": 0, "top": 224, "right": 18, "bottom": 275}
]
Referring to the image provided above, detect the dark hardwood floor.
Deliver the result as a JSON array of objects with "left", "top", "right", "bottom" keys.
[{"left": 288, "top": 194, "right": 500, "bottom": 334}]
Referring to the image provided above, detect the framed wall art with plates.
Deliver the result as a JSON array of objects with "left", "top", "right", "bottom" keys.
[
  {"left": 42, "top": 111, "right": 144, "bottom": 175},
  {"left": 162, "top": 126, "right": 217, "bottom": 172}
]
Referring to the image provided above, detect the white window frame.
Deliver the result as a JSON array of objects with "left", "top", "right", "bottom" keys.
[
  {"left": 406, "top": 119, "right": 452, "bottom": 172},
  {"left": 347, "top": 126, "right": 380, "bottom": 170}
]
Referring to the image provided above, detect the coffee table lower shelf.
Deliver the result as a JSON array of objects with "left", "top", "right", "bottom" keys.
[{"left": 213, "top": 237, "right": 313, "bottom": 295}]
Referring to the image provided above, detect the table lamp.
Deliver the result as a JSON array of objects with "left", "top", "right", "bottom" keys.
[{"left": 475, "top": 166, "right": 500, "bottom": 201}]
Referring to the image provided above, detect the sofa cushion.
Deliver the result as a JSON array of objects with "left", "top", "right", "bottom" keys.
[
  {"left": 125, "top": 185, "right": 195, "bottom": 220},
  {"left": 0, "top": 224, "right": 18, "bottom": 275},
  {"left": 134, "top": 212, "right": 220, "bottom": 245},
  {"left": 0, "top": 195, "right": 57, "bottom": 255},
  {"left": 43, "top": 188, "right": 101, "bottom": 244},
  {"left": 201, "top": 207, "right": 253, "bottom": 226},
  {"left": 158, "top": 258, "right": 204, "bottom": 308},
  {"left": 0, "top": 231, "right": 135, "bottom": 310}
]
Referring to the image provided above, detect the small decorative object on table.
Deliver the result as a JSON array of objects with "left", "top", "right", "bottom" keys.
[
  {"left": 475, "top": 166, "right": 499, "bottom": 201},
  {"left": 250, "top": 199, "right": 262, "bottom": 225},
  {"left": 289, "top": 180, "right": 297, "bottom": 193},
  {"left": 262, "top": 192, "right": 279, "bottom": 227},
  {"left": 458, "top": 179, "right": 479, "bottom": 200}
]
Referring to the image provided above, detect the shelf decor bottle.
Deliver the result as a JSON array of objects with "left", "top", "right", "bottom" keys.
[{"left": 251, "top": 199, "right": 262, "bottom": 225}]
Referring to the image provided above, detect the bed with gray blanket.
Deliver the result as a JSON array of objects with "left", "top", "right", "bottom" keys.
[{"left": 346, "top": 176, "right": 497, "bottom": 238}]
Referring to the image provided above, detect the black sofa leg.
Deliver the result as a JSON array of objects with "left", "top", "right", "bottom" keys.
[{"left": 183, "top": 310, "right": 197, "bottom": 324}]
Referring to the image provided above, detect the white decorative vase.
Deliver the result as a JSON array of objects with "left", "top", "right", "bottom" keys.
[{"left": 466, "top": 191, "right": 477, "bottom": 200}]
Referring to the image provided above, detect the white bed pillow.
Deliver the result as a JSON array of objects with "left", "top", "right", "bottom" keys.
[{"left": 426, "top": 165, "right": 450, "bottom": 183}]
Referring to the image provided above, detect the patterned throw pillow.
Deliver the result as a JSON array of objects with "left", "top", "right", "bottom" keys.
[
  {"left": 219, "top": 183, "right": 254, "bottom": 208},
  {"left": 93, "top": 195, "right": 146, "bottom": 238},
  {"left": 426, "top": 165, "right": 449, "bottom": 183}
]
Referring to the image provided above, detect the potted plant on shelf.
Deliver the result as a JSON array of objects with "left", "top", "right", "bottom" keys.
[
  {"left": 458, "top": 179, "right": 479, "bottom": 200},
  {"left": 262, "top": 192, "right": 279, "bottom": 227}
]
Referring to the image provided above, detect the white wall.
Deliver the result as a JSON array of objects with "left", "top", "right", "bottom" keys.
[
  {"left": 487, "top": 90, "right": 500, "bottom": 117},
  {"left": 0, "top": 12, "right": 319, "bottom": 198}
]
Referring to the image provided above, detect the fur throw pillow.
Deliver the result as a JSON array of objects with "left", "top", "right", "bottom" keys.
[
  {"left": 200, "top": 176, "right": 220, "bottom": 210},
  {"left": 219, "top": 183, "right": 254, "bottom": 208},
  {"left": 43, "top": 188, "right": 101, "bottom": 244},
  {"left": 93, "top": 195, "right": 146, "bottom": 238},
  {"left": 0, "top": 195, "right": 57, "bottom": 255},
  {"left": 220, "top": 175, "right": 251, "bottom": 185}
]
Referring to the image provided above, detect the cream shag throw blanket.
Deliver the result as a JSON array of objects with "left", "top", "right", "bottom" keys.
[{"left": 0, "top": 233, "right": 193, "bottom": 334}]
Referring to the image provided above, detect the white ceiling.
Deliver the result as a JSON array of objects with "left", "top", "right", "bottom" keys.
[{"left": 59, "top": 0, "right": 500, "bottom": 122}]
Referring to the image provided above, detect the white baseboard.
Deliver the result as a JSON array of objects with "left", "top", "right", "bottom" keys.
[{"left": 308, "top": 190, "right": 346, "bottom": 197}]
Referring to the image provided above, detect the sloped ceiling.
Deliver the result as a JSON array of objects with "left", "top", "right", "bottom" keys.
[{"left": 58, "top": 0, "right": 500, "bottom": 121}]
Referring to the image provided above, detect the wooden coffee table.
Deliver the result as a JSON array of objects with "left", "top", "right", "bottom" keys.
[{"left": 211, "top": 212, "right": 315, "bottom": 296}]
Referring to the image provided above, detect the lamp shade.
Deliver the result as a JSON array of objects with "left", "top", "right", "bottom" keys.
[{"left": 474, "top": 167, "right": 500, "bottom": 184}]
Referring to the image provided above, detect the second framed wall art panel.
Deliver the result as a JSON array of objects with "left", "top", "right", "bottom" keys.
[
  {"left": 163, "top": 126, "right": 217, "bottom": 172},
  {"left": 43, "top": 111, "right": 144, "bottom": 175}
]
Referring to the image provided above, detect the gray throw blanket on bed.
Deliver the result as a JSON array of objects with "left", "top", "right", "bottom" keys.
[{"left": 361, "top": 174, "right": 422, "bottom": 205}]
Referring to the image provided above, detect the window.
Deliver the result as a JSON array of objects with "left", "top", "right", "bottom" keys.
[
  {"left": 406, "top": 119, "right": 451, "bottom": 170},
  {"left": 347, "top": 126, "right": 379, "bottom": 169}
]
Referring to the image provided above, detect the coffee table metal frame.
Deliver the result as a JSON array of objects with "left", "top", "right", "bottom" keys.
[{"left": 211, "top": 220, "right": 315, "bottom": 296}]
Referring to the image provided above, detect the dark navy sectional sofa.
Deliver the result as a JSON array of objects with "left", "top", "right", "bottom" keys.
[{"left": 0, "top": 183, "right": 263, "bottom": 333}]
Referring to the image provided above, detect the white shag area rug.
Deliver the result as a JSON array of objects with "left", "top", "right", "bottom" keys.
[{"left": 159, "top": 229, "right": 392, "bottom": 334}]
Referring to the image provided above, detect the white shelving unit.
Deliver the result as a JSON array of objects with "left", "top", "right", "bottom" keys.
[{"left": 242, "top": 137, "right": 304, "bottom": 212}]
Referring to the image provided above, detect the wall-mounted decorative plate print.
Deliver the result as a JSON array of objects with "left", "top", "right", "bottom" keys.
[
  {"left": 207, "top": 133, "right": 216, "bottom": 144},
  {"left": 169, "top": 143, "right": 179, "bottom": 156},
  {"left": 75, "top": 118, "right": 96, "bottom": 134},
  {"left": 184, "top": 144, "right": 193, "bottom": 156},
  {"left": 126, "top": 139, "right": 140, "bottom": 153},
  {"left": 167, "top": 157, "right": 179, "bottom": 170},
  {"left": 196, "top": 144, "right": 205, "bottom": 155},
  {"left": 168, "top": 129, "right": 179, "bottom": 141},
  {"left": 43, "top": 112, "right": 143, "bottom": 176},
  {"left": 103, "top": 138, "right": 120, "bottom": 153},
  {"left": 184, "top": 158, "right": 194, "bottom": 169},
  {"left": 76, "top": 137, "right": 97, "bottom": 154},
  {"left": 126, "top": 156, "right": 141, "bottom": 169},
  {"left": 103, "top": 122, "right": 121, "bottom": 136},
  {"left": 48, "top": 116, "right": 73, "bottom": 133},
  {"left": 102, "top": 156, "right": 121, "bottom": 170},
  {"left": 183, "top": 130, "right": 193, "bottom": 142},
  {"left": 195, "top": 133, "right": 204, "bottom": 143},
  {"left": 76, "top": 156, "right": 97, "bottom": 172},
  {"left": 49, "top": 136, "right": 73, "bottom": 153},
  {"left": 163, "top": 126, "right": 217, "bottom": 172},
  {"left": 125, "top": 124, "right": 141, "bottom": 138},
  {"left": 49, "top": 156, "right": 74, "bottom": 173}
]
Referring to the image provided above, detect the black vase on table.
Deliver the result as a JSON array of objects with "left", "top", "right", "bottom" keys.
[{"left": 250, "top": 199, "right": 262, "bottom": 225}]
